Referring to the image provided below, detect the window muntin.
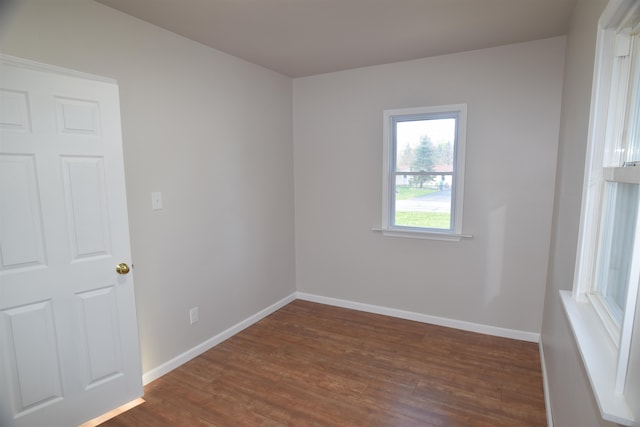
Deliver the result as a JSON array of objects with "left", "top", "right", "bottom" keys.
[{"left": 382, "top": 105, "right": 466, "bottom": 239}]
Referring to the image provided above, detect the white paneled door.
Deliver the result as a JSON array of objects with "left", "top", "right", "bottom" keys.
[{"left": 0, "top": 56, "right": 142, "bottom": 426}]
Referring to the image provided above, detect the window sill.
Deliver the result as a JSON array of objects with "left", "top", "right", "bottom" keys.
[
  {"left": 372, "top": 227, "right": 473, "bottom": 241},
  {"left": 559, "top": 290, "right": 634, "bottom": 426}
]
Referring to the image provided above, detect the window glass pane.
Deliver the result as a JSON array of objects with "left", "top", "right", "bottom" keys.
[
  {"left": 595, "top": 182, "right": 639, "bottom": 324},
  {"left": 395, "top": 118, "right": 455, "bottom": 173},
  {"left": 393, "top": 117, "right": 456, "bottom": 230},
  {"left": 625, "top": 36, "right": 640, "bottom": 164},
  {"left": 394, "top": 176, "right": 453, "bottom": 229}
]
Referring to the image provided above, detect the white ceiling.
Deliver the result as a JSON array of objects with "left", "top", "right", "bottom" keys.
[{"left": 95, "top": 0, "right": 577, "bottom": 78}]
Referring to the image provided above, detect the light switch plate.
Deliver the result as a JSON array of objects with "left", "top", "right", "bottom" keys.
[{"left": 151, "top": 191, "right": 162, "bottom": 210}]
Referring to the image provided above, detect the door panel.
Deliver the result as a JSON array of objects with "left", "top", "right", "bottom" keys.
[
  {"left": 76, "top": 286, "right": 123, "bottom": 388},
  {"left": 0, "top": 55, "right": 142, "bottom": 427},
  {"left": 55, "top": 97, "right": 101, "bottom": 136},
  {"left": 2, "top": 301, "right": 64, "bottom": 416},
  {"left": 61, "top": 156, "right": 111, "bottom": 259},
  {"left": 0, "top": 154, "right": 47, "bottom": 270},
  {"left": 0, "top": 89, "right": 31, "bottom": 132}
]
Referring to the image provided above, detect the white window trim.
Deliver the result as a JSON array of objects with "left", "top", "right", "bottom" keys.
[
  {"left": 560, "top": 291, "right": 634, "bottom": 425},
  {"left": 378, "top": 104, "right": 469, "bottom": 241},
  {"left": 563, "top": 1, "right": 640, "bottom": 425}
]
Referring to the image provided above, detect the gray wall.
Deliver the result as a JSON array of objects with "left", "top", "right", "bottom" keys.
[
  {"left": 293, "top": 37, "right": 566, "bottom": 335},
  {"left": 1, "top": 0, "right": 296, "bottom": 374},
  {"left": 541, "top": 0, "right": 640, "bottom": 425}
]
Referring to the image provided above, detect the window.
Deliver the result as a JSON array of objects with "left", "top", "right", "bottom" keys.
[
  {"left": 381, "top": 104, "right": 467, "bottom": 241},
  {"left": 562, "top": 0, "right": 640, "bottom": 425}
]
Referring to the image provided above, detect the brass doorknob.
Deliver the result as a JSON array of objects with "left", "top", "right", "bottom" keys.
[{"left": 116, "top": 263, "right": 130, "bottom": 275}]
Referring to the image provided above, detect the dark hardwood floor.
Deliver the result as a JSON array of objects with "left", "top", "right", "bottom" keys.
[{"left": 102, "top": 300, "right": 547, "bottom": 426}]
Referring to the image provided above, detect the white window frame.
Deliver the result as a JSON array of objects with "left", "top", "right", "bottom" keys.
[
  {"left": 562, "top": 1, "right": 640, "bottom": 425},
  {"left": 380, "top": 104, "right": 468, "bottom": 241}
]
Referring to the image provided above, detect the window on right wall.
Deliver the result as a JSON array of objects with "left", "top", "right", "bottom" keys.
[{"left": 562, "top": 0, "right": 640, "bottom": 425}]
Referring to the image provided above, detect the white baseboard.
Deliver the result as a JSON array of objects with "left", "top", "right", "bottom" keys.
[
  {"left": 296, "top": 292, "right": 541, "bottom": 343},
  {"left": 142, "top": 292, "right": 297, "bottom": 385},
  {"left": 143, "top": 291, "right": 541, "bottom": 385},
  {"left": 539, "top": 338, "right": 554, "bottom": 427}
]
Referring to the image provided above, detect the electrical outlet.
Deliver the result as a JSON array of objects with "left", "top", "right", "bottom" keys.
[{"left": 189, "top": 307, "right": 199, "bottom": 324}]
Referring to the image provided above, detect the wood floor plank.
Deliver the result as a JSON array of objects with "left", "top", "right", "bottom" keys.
[{"left": 101, "top": 300, "right": 546, "bottom": 426}]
